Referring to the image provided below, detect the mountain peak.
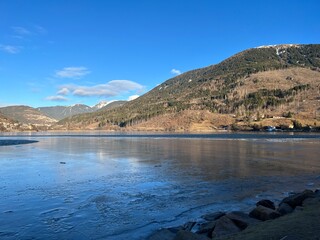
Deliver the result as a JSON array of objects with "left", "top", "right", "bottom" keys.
[
  {"left": 255, "top": 44, "right": 300, "bottom": 49},
  {"left": 70, "top": 103, "right": 88, "bottom": 107},
  {"left": 92, "top": 101, "right": 108, "bottom": 110}
]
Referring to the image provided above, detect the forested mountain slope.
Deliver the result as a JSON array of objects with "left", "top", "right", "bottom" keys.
[{"left": 57, "top": 44, "right": 320, "bottom": 131}]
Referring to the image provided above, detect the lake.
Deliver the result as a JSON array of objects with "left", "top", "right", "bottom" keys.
[{"left": 0, "top": 132, "right": 320, "bottom": 239}]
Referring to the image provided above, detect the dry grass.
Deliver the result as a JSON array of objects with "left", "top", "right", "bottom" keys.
[
  {"left": 217, "top": 201, "right": 320, "bottom": 240},
  {"left": 130, "top": 110, "right": 235, "bottom": 132}
]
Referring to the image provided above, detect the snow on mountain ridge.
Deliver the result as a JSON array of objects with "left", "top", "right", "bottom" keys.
[
  {"left": 92, "top": 101, "right": 109, "bottom": 110},
  {"left": 256, "top": 44, "right": 300, "bottom": 49}
]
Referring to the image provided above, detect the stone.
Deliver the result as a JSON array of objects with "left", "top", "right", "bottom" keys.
[
  {"left": 225, "top": 211, "right": 260, "bottom": 230},
  {"left": 201, "top": 211, "right": 225, "bottom": 221},
  {"left": 280, "top": 189, "right": 315, "bottom": 208},
  {"left": 167, "top": 227, "right": 183, "bottom": 234},
  {"left": 196, "top": 221, "right": 216, "bottom": 236},
  {"left": 277, "top": 202, "right": 293, "bottom": 216},
  {"left": 173, "top": 230, "right": 210, "bottom": 240},
  {"left": 168, "top": 221, "right": 197, "bottom": 233},
  {"left": 212, "top": 215, "right": 241, "bottom": 238},
  {"left": 256, "top": 199, "right": 276, "bottom": 210},
  {"left": 182, "top": 222, "right": 196, "bottom": 232},
  {"left": 147, "top": 229, "right": 176, "bottom": 240},
  {"left": 249, "top": 205, "right": 281, "bottom": 221}
]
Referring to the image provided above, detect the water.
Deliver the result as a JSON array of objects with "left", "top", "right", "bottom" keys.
[{"left": 0, "top": 133, "right": 320, "bottom": 239}]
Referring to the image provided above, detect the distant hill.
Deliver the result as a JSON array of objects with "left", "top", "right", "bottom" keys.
[
  {"left": 37, "top": 101, "right": 127, "bottom": 120},
  {"left": 0, "top": 105, "right": 57, "bottom": 125},
  {"left": 0, "top": 112, "right": 12, "bottom": 122},
  {"left": 57, "top": 44, "right": 320, "bottom": 131},
  {"left": 38, "top": 104, "right": 93, "bottom": 121},
  {"left": 0, "top": 112, "right": 18, "bottom": 131},
  {"left": 0, "top": 100, "right": 128, "bottom": 131}
]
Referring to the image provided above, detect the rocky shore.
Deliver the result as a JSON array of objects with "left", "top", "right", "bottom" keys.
[{"left": 148, "top": 189, "right": 320, "bottom": 240}]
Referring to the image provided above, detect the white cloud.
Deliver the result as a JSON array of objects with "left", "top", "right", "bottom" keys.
[
  {"left": 55, "top": 67, "right": 90, "bottom": 79},
  {"left": 60, "top": 80, "right": 144, "bottom": 98},
  {"left": 57, "top": 87, "right": 70, "bottom": 95},
  {"left": 12, "top": 26, "right": 31, "bottom": 35},
  {"left": 171, "top": 68, "right": 182, "bottom": 75},
  {"left": 34, "top": 25, "right": 47, "bottom": 34},
  {"left": 10, "top": 25, "right": 47, "bottom": 40},
  {"left": 128, "top": 95, "right": 139, "bottom": 101},
  {"left": 45, "top": 95, "right": 68, "bottom": 101},
  {"left": 0, "top": 44, "right": 20, "bottom": 54}
]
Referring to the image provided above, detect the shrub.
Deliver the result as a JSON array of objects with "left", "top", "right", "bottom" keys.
[{"left": 293, "top": 120, "right": 302, "bottom": 129}]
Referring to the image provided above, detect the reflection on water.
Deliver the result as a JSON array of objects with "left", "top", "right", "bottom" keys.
[
  {"left": 0, "top": 134, "right": 319, "bottom": 239},
  {"left": 34, "top": 136, "right": 318, "bottom": 179}
]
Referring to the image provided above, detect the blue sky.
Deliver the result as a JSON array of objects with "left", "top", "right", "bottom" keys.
[{"left": 1, "top": 0, "right": 319, "bottom": 107}]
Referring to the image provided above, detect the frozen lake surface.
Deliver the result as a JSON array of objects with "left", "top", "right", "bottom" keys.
[{"left": 0, "top": 132, "right": 320, "bottom": 239}]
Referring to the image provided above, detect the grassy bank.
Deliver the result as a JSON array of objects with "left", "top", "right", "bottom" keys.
[{"left": 218, "top": 200, "right": 320, "bottom": 240}]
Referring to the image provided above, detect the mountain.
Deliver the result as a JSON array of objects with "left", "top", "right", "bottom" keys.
[
  {"left": 38, "top": 104, "right": 93, "bottom": 121},
  {"left": 0, "top": 112, "right": 18, "bottom": 131},
  {"left": 55, "top": 44, "right": 320, "bottom": 131},
  {"left": 0, "top": 112, "right": 42, "bottom": 131},
  {"left": 92, "top": 101, "right": 109, "bottom": 111},
  {"left": 0, "top": 100, "right": 128, "bottom": 131},
  {"left": 38, "top": 101, "right": 127, "bottom": 120},
  {"left": 99, "top": 101, "right": 127, "bottom": 111},
  {"left": 0, "top": 105, "right": 57, "bottom": 126}
]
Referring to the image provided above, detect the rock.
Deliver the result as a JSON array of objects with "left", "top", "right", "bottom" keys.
[
  {"left": 277, "top": 202, "right": 293, "bottom": 216},
  {"left": 168, "top": 222, "right": 196, "bottom": 233},
  {"left": 167, "top": 227, "right": 183, "bottom": 234},
  {"left": 280, "top": 189, "right": 315, "bottom": 208},
  {"left": 249, "top": 205, "right": 281, "bottom": 221},
  {"left": 256, "top": 199, "right": 275, "bottom": 210},
  {"left": 182, "top": 222, "right": 196, "bottom": 232},
  {"left": 212, "top": 215, "right": 241, "bottom": 238},
  {"left": 174, "top": 230, "right": 210, "bottom": 240},
  {"left": 196, "top": 221, "right": 216, "bottom": 236},
  {"left": 201, "top": 211, "right": 225, "bottom": 221},
  {"left": 148, "top": 229, "right": 176, "bottom": 240},
  {"left": 314, "top": 189, "right": 320, "bottom": 198},
  {"left": 225, "top": 211, "right": 260, "bottom": 230}
]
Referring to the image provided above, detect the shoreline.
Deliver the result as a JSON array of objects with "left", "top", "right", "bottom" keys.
[
  {"left": 148, "top": 189, "right": 320, "bottom": 240},
  {"left": 1, "top": 128, "right": 319, "bottom": 134},
  {"left": 1, "top": 130, "right": 320, "bottom": 135}
]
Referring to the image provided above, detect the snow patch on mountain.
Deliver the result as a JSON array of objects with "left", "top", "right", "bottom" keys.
[{"left": 92, "top": 101, "right": 109, "bottom": 110}]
